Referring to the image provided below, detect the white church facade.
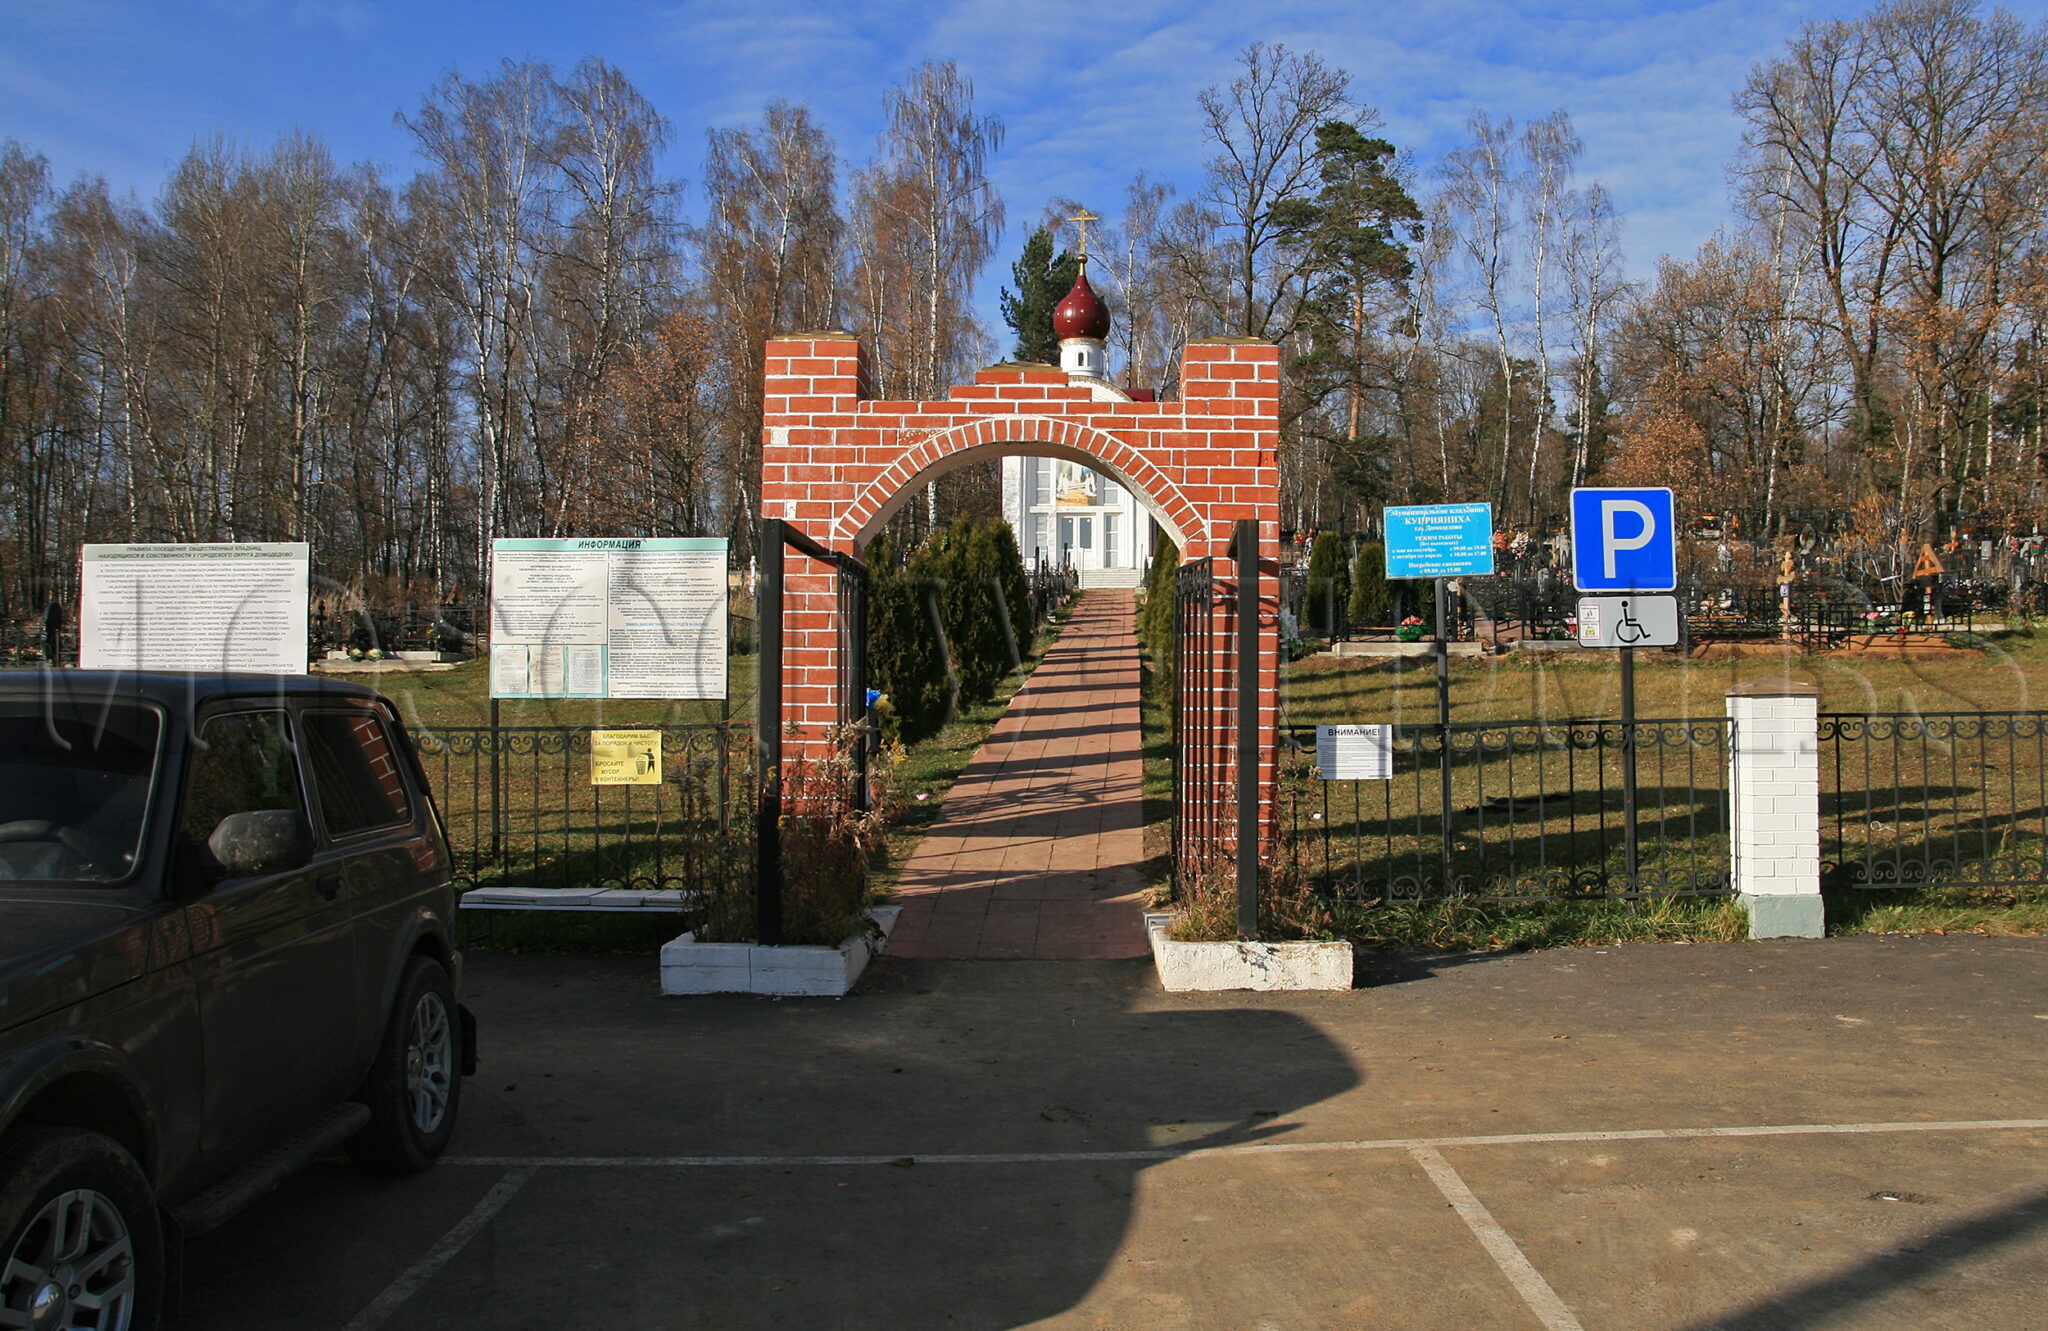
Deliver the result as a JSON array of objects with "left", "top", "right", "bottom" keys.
[{"left": 997, "top": 255, "right": 1154, "bottom": 589}]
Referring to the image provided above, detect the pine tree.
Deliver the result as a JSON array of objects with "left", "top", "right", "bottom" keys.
[{"left": 998, "top": 226, "right": 1080, "bottom": 364}]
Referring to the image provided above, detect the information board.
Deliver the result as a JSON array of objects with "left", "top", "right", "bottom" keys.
[
  {"left": 80, "top": 542, "right": 309, "bottom": 673},
  {"left": 1316, "top": 724, "right": 1395, "bottom": 780},
  {"left": 490, "top": 538, "right": 727, "bottom": 700},
  {"left": 1384, "top": 504, "right": 1495, "bottom": 579}
]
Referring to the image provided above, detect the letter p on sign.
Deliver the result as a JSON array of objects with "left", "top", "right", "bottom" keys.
[{"left": 1571, "top": 487, "right": 1676, "bottom": 592}]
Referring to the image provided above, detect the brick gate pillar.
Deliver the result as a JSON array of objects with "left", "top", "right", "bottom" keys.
[
  {"left": 761, "top": 334, "right": 868, "bottom": 760},
  {"left": 1182, "top": 340, "right": 1282, "bottom": 852}
]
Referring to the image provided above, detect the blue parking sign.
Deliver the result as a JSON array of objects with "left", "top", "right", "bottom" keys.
[{"left": 1571, "top": 488, "right": 1676, "bottom": 592}]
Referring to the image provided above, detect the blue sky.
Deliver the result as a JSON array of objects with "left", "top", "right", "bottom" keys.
[{"left": 7, "top": 0, "right": 2048, "bottom": 330}]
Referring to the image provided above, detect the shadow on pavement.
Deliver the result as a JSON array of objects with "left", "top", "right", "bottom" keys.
[
  {"left": 1681, "top": 1188, "right": 2048, "bottom": 1331},
  {"left": 175, "top": 955, "right": 1362, "bottom": 1330}
]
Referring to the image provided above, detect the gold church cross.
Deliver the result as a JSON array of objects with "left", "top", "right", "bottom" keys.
[{"left": 1066, "top": 208, "right": 1099, "bottom": 258}]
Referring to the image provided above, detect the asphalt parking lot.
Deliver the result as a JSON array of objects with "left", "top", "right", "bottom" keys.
[{"left": 176, "top": 933, "right": 2048, "bottom": 1329}]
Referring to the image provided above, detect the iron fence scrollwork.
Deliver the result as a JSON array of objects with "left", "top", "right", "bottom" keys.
[{"left": 1820, "top": 711, "right": 2048, "bottom": 890}]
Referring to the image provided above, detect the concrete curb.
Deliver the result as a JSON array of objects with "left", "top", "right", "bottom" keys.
[
  {"left": 660, "top": 906, "right": 903, "bottom": 997},
  {"left": 1145, "top": 913, "right": 1353, "bottom": 991}
]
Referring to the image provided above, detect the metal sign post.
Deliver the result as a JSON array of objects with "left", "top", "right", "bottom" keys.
[
  {"left": 1571, "top": 488, "right": 1678, "bottom": 896},
  {"left": 1383, "top": 504, "right": 1494, "bottom": 892},
  {"left": 1434, "top": 574, "right": 1453, "bottom": 891}
]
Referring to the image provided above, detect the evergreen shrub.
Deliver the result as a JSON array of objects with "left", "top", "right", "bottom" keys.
[
  {"left": 1348, "top": 541, "right": 1392, "bottom": 631},
  {"left": 865, "top": 533, "right": 950, "bottom": 743},
  {"left": 1304, "top": 532, "right": 1351, "bottom": 638},
  {"left": 1137, "top": 535, "right": 1181, "bottom": 689},
  {"left": 869, "top": 517, "right": 1031, "bottom": 740}
]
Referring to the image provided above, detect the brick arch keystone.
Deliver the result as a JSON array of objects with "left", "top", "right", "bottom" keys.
[{"left": 833, "top": 415, "right": 1207, "bottom": 555}]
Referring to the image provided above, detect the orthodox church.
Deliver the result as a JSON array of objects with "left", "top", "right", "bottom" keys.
[{"left": 998, "top": 254, "right": 1155, "bottom": 588}]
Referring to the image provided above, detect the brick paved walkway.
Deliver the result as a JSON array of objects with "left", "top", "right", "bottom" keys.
[{"left": 884, "top": 591, "right": 1151, "bottom": 959}]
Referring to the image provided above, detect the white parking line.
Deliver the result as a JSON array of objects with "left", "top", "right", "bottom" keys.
[
  {"left": 344, "top": 1168, "right": 533, "bottom": 1331},
  {"left": 445, "top": 1115, "right": 2048, "bottom": 1171},
  {"left": 1411, "top": 1145, "right": 1584, "bottom": 1331}
]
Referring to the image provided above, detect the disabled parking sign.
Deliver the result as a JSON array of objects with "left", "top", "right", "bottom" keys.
[{"left": 1570, "top": 487, "right": 1676, "bottom": 592}]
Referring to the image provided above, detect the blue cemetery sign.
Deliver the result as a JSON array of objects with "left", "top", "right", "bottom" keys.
[
  {"left": 1383, "top": 503, "right": 1495, "bottom": 579},
  {"left": 1570, "top": 487, "right": 1677, "bottom": 592}
]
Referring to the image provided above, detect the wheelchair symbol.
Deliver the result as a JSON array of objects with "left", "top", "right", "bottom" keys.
[{"left": 1613, "top": 599, "right": 1648, "bottom": 644}]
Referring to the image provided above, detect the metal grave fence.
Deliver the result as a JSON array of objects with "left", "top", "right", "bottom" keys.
[
  {"left": 1821, "top": 712, "right": 2048, "bottom": 889},
  {"left": 1276, "top": 717, "right": 1733, "bottom": 902}
]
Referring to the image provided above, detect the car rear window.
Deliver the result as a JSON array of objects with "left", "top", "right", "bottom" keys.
[{"left": 303, "top": 710, "right": 412, "bottom": 838}]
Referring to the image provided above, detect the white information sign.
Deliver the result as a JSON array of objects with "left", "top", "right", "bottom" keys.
[
  {"left": 1316, "top": 724, "right": 1394, "bottom": 780},
  {"left": 489, "top": 538, "right": 728, "bottom": 700},
  {"left": 80, "top": 543, "right": 309, "bottom": 673},
  {"left": 1575, "top": 595, "right": 1681, "bottom": 648}
]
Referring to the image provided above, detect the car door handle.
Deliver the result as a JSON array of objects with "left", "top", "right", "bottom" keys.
[{"left": 316, "top": 872, "right": 343, "bottom": 901}]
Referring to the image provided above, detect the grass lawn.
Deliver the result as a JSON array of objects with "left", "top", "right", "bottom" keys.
[
  {"left": 1280, "top": 626, "right": 2048, "bottom": 727},
  {"left": 335, "top": 653, "right": 755, "bottom": 734}
]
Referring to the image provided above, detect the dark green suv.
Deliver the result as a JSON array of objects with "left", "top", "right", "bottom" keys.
[{"left": 0, "top": 672, "right": 474, "bottom": 1331}]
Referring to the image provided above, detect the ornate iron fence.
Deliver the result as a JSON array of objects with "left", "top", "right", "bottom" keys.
[
  {"left": 1277, "top": 718, "right": 1733, "bottom": 902},
  {"left": 1171, "top": 557, "right": 1221, "bottom": 895},
  {"left": 406, "top": 722, "right": 754, "bottom": 897},
  {"left": 1821, "top": 712, "right": 2048, "bottom": 889}
]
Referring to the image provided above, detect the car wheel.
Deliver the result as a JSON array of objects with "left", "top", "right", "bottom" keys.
[
  {"left": 0, "top": 1128, "right": 162, "bottom": 1331},
  {"left": 351, "top": 956, "right": 462, "bottom": 1173}
]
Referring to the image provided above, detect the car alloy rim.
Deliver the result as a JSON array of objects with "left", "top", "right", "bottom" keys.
[
  {"left": 406, "top": 990, "right": 454, "bottom": 1135},
  {"left": 1, "top": 1186, "right": 137, "bottom": 1331}
]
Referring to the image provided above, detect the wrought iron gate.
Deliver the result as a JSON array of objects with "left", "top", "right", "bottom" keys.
[
  {"left": 1170, "top": 521, "right": 1261, "bottom": 936},
  {"left": 756, "top": 518, "right": 870, "bottom": 944}
]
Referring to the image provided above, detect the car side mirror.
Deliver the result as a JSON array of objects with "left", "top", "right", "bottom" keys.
[{"left": 207, "top": 810, "right": 313, "bottom": 878}]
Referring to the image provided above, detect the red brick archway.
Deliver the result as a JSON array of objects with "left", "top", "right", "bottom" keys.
[{"left": 759, "top": 332, "right": 1282, "bottom": 841}]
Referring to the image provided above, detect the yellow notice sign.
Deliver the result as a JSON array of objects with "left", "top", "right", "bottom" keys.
[{"left": 590, "top": 729, "right": 662, "bottom": 785}]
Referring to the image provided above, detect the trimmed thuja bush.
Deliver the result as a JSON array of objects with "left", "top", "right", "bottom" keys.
[
  {"left": 1304, "top": 531, "right": 1351, "bottom": 638},
  {"left": 869, "top": 518, "right": 1031, "bottom": 742},
  {"left": 866, "top": 533, "right": 950, "bottom": 744},
  {"left": 1137, "top": 535, "right": 1181, "bottom": 687},
  {"left": 1348, "top": 541, "right": 1392, "bottom": 632}
]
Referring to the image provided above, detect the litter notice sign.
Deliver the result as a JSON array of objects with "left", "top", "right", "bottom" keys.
[{"left": 590, "top": 729, "right": 663, "bottom": 785}]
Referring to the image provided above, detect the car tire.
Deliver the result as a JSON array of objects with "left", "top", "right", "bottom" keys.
[
  {"left": 0, "top": 1128, "right": 163, "bottom": 1331},
  {"left": 350, "top": 955, "right": 462, "bottom": 1174}
]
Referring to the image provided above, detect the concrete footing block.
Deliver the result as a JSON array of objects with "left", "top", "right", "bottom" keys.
[
  {"left": 1741, "top": 892, "right": 1825, "bottom": 939},
  {"left": 661, "top": 906, "right": 901, "bottom": 996},
  {"left": 1146, "top": 914, "right": 1353, "bottom": 991}
]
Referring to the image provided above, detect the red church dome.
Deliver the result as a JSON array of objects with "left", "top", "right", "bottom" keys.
[{"left": 1052, "top": 263, "right": 1110, "bottom": 341}]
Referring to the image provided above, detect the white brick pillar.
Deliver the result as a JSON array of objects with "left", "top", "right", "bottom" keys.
[{"left": 1725, "top": 678, "right": 1824, "bottom": 939}]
